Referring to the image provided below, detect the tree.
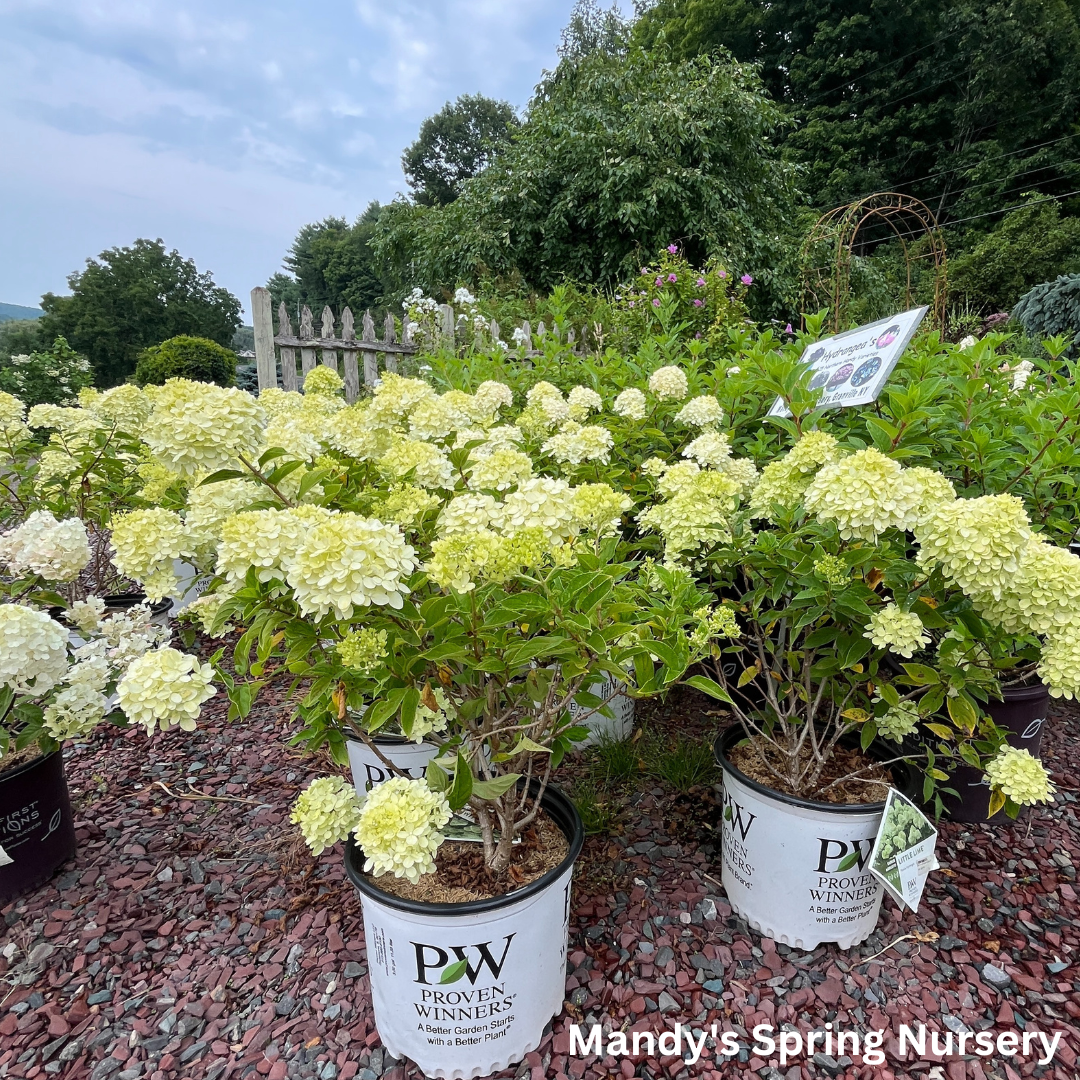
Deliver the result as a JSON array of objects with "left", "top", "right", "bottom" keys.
[
  {"left": 401, "top": 95, "right": 519, "bottom": 207},
  {"left": 375, "top": 46, "right": 800, "bottom": 316},
  {"left": 633, "top": 0, "right": 1080, "bottom": 223},
  {"left": 134, "top": 335, "right": 238, "bottom": 388},
  {"left": 269, "top": 203, "right": 389, "bottom": 324},
  {"left": 39, "top": 239, "right": 241, "bottom": 387}
]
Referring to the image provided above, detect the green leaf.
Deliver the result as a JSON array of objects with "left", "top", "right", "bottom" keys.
[
  {"left": 901, "top": 663, "right": 940, "bottom": 686},
  {"left": 947, "top": 694, "right": 978, "bottom": 733},
  {"left": 200, "top": 469, "right": 247, "bottom": 485},
  {"left": 860, "top": 720, "right": 877, "bottom": 750},
  {"left": 446, "top": 751, "right": 473, "bottom": 812},
  {"left": 684, "top": 675, "right": 733, "bottom": 704},
  {"left": 472, "top": 774, "right": 521, "bottom": 800},
  {"left": 836, "top": 851, "right": 861, "bottom": 872},
  {"left": 439, "top": 959, "right": 468, "bottom": 984}
]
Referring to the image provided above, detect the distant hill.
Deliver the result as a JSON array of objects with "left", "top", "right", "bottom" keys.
[{"left": 0, "top": 303, "right": 43, "bottom": 323}]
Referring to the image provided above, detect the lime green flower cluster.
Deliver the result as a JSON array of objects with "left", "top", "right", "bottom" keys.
[
  {"left": 876, "top": 701, "right": 920, "bottom": 743},
  {"left": 427, "top": 526, "right": 551, "bottom": 593},
  {"left": 689, "top": 604, "right": 740, "bottom": 649},
  {"left": 109, "top": 508, "right": 193, "bottom": 601},
  {"left": 354, "top": 776, "right": 452, "bottom": 884},
  {"left": 813, "top": 554, "right": 848, "bottom": 586},
  {"left": 116, "top": 647, "right": 216, "bottom": 735},
  {"left": 290, "top": 776, "right": 363, "bottom": 857},
  {"left": 864, "top": 603, "right": 930, "bottom": 658},
  {"left": 749, "top": 430, "right": 841, "bottom": 520},
  {"left": 0, "top": 510, "right": 91, "bottom": 582},
  {"left": 337, "top": 627, "right": 389, "bottom": 673},
  {"left": 984, "top": 746, "right": 1055, "bottom": 805},
  {"left": 639, "top": 468, "right": 741, "bottom": 555}
]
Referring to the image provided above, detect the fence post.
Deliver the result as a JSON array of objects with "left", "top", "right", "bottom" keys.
[
  {"left": 277, "top": 303, "right": 298, "bottom": 392},
  {"left": 341, "top": 307, "right": 359, "bottom": 402},
  {"left": 299, "top": 306, "right": 317, "bottom": 378},
  {"left": 361, "top": 310, "right": 379, "bottom": 386},
  {"left": 251, "top": 287, "right": 277, "bottom": 393},
  {"left": 383, "top": 312, "right": 398, "bottom": 374},
  {"left": 320, "top": 307, "right": 338, "bottom": 372}
]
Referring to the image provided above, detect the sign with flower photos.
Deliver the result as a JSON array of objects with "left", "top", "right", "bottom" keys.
[
  {"left": 868, "top": 789, "right": 939, "bottom": 911},
  {"left": 768, "top": 306, "right": 929, "bottom": 418}
]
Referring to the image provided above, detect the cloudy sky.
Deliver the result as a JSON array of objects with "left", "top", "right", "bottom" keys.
[{"left": 0, "top": 0, "right": 630, "bottom": 316}]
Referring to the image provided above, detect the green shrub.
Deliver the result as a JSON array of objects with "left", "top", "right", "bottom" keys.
[
  {"left": 134, "top": 335, "right": 237, "bottom": 387},
  {"left": 1012, "top": 274, "right": 1080, "bottom": 353},
  {"left": 0, "top": 336, "right": 93, "bottom": 407}
]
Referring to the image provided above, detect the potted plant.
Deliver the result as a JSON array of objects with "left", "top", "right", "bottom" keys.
[{"left": 637, "top": 433, "right": 1060, "bottom": 948}]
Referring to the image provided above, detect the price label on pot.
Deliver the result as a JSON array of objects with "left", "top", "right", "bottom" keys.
[
  {"left": 868, "top": 789, "right": 938, "bottom": 911},
  {"left": 768, "top": 306, "right": 928, "bottom": 418}
]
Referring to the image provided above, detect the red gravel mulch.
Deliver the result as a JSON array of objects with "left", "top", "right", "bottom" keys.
[{"left": 1, "top": 681, "right": 1078, "bottom": 1080}]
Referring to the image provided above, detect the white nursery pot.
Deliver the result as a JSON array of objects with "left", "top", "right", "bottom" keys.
[
  {"left": 344, "top": 784, "right": 583, "bottom": 1080},
  {"left": 347, "top": 736, "right": 441, "bottom": 797},
  {"left": 714, "top": 728, "right": 913, "bottom": 950},
  {"left": 170, "top": 559, "right": 212, "bottom": 616},
  {"left": 569, "top": 677, "right": 635, "bottom": 747}
]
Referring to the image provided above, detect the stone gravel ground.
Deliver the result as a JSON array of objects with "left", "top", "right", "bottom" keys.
[{"left": 1, "top": 681, "right": 1077, "bottom": 1080}]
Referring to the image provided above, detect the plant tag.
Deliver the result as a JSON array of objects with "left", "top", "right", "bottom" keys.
[
  {"left": 768, "top": 306, "right": 928, "bottom": 418},
  {"left": 868, "top": 788, "right": 938, "bottom": 911},
  {"left": 0, "top": 843, "right": 12, "bottom": 867},
  {"left": 442, "top": 809, "right": 521, "bottom": 844}
]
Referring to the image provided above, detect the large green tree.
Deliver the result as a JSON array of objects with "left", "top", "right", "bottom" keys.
[
  {"left": 634, "top": 0, "right": 1080, "bottom": 222},
  {"left": 269, "top": 202, "right": 389, "bottom": 324},
  {"left": 40, "top": 239, "right": 241, "bottom": 387},
  {"left": 375, "top": 44, "right": 801, "bottom": 316},
  {"left": 401, "top": 95, "right": 519, "bottom": 207}
]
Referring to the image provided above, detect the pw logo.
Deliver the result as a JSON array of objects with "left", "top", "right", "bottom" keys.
[
  {"left": 721, "top": 794, "right": 756, "bottom": 840},
  {"left": 816, "top": 837, "right": 876, "bottom": 874},
  {"left": 413, "top": 935, "right": 515, "bottom": 986}
]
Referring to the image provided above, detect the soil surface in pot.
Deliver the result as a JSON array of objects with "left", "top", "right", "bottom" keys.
[
  {"left": 365, "top": 809, "right": 569, "bottom": 904},
  {"left": 728, "top": 735, "right": 892, "bottom": 804},
  {"left": 0, "top": 743, "right": 45, "bottom": 775}
]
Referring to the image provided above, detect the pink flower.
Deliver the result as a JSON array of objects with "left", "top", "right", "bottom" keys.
[
  {"left": 693, "top": 299, "right": 703, "bottom": 307},
  {"left": 785, "top": 323, "right": 793, "bottom": 334},
  {"left": 741, "top": 274, "right": 753, "bottom": 285},
  {"left": 667, "top": 244, "right": 678, "bottom": 254},
  {"left": 652, "top": 298, "right": 661, "bottom": 308},
  {"left": 655, "top": 277, "right": 664, "bottom": 287},
  {"left": 694, "top": 332, "right": 702, "bottom": 339},
  {"left": 718, "top": 270, "right": 727, "bottom": 279},
  {"left": 696, "top": 277, "right": 706, "bottom": 287},
  {"left": 628, "top": 301, "right": 635, "bottom": 308},
  {"left": 667, "top": 273, "right": 677, "bottom": 283},
  {"left": 640, "top": 267, "right": 648, "bottom": 274}
]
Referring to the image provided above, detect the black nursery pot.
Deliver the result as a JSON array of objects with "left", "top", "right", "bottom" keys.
[
  {"left": 0, "top": 751, "right": 77, "bottom": 905},
  {"left": 938, "top": 683, "right": 1050, "bottom": 824}
]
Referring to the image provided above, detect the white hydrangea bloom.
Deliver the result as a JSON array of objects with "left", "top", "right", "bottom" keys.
[
  {"left": 541, "top": 422, "right": 614, "bottom": 465},
  {"left": 682, "top": 431, "right": 732, "bottom": 468},
  {"left": 263, "top": 410, "right": 333, "bottom": 462},
  {"left": 184, "top": 479, "right": 256, "bottom": 548},
  {"left": 82, "top": 384, "right": 152, "bottom": 434},
  {"left": 369, "top": 373, "right": 438, "bottom": 427},
  {"left": 1011, "top": 359, "right": 1035, "bottom": 391},
  {"left": 117, "top": 647, "right": 216, "bottom": 735},
  {"left": 501, "top": 478, "right": 578, "bottom": 543},
  {"left": 1037, "top": 618, "right": 1080, "bottom": 699},
  {"left": 331, "top": 403, "right": 396, "bottom": 462},
  {"left": 749, "top": 430, "right": 842, "bottom": 519},
  {"left": 570, "top": 483, "right": 632, "bottom": 537},
  {"left": 291, "top": 776, "right": 363, "bottom": 856},
  {"left": 0, "top": 511, "right": 91, "bottom": 582},
  {"left": 567, "top": 385, "right": 603, "bottom": 421},
  {"left": 467, "top": 448, "right": 534, "bottom": 492},
  {"left": 864, "top": 603, "right": 930, "bottom": 658},
  {"left": 42, "top": 683, "right": 109, "bottom": 742},
  {"left": 109, "top": 508, "right": 193, "bottom": 601},
  {"left": 0, "top": 391, "right": 31, "bottom": 448},
  {"left": 675, "top": 395, "right": 723, "bottom": 428},
  {"left": 0, "top": 605, "right": 69, "bottom": 694},
  {"left": 474, "top": 380, "right": 514, "bottom": 417},
  {"left": 437, "top": 493, "right": 505, "bottom": 535},
  {"left": 656, "top": 460, "right": 701, "bottom": 497},
  {"left": 258, "top": 387, "right": 306, "bottom": 417},
  {"left": 286, "top": 513, "right": 417, "bottom": 618},
  {"left": 648, "top": 366, "right": 688, "bottom": 401},
  {"left": 638, "top": 470, "right": 740, "bottom": 554},
  {"left": 613, "top": 388, "right": 647, "bottom": 420},
  {"left": 216, "top": 506, "right": 334, "bottom": 584},
  {"left": 378, "top": 438, "right": 454, "bottom": 490},
  {"left": 68, "top": 596, "right": 105, "bottom": 635},
  {"left": 354, "top": 776, "right": 452, "bottom": 884}
]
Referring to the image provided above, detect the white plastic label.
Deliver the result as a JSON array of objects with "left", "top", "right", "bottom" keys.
[
  {"left": 0, "top": 843, "right": 12, "bottom": 867},
  {"left": 868, "top": 788, "right": 938, "bottom": 911}
]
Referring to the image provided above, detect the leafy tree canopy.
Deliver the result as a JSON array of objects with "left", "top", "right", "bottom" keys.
[
  {"left": 134, "top": 335, "right": 238, "bottom": 388},
  {"left": 402, "top": 95, "right": 519, "bottom": 207},
  {"left": 634, "top": 0, "right": 1080, "bottom": 223},
  {"left": 39, "top": 239, "right": 241, "bottom": 387},
  {"left": 269, "top": 202, "right": 389, "bottom": 325},
  {"left": 375, "top": 44, "right": 801, "bottom": 317}
]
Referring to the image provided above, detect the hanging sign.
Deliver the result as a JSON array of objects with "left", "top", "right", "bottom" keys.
[
  {"left": 868, "top": 789, "right": 939, "bottom": 912},
  {"left": 768, "top": 306, "right": 928, "bottom": 418}
]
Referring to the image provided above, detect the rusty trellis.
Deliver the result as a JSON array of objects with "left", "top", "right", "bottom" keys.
[{"left": 800, "top": 192, "right": 948, "bottom": 334}]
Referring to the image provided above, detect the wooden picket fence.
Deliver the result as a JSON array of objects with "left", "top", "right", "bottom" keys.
[{"left": 250, "top": 286, "right": 590, "bottom": 403}]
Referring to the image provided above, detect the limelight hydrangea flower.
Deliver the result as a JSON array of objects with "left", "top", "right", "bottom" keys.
[
  {"left": 542, "top": 422, "right": 614, "bottom": 466},
  {"left": 675, "top": 395, "right": 723, "bottom": 428},
  {"left": 42, "top": 683, "right": 109, "bottom": 742},
  {"left": 286, "top": 513, "right": 417, "bottom": 618},
  {"left": 258, "top": 387, "right": 305, "bottom": 417},
  {"left": 864, "top": 604, "right": 929, "bottom": 657},
  {"left": 136, "top": 461, "right": 183, "bottom": 502},
  {"left": 184, "top": 479, "right": 256, "bottom": 548},
  {"left": 331, "top": 403, "right": 395, "bottom": 462},
  {"left": 355, "top": 776, "right": 452, "bottom": 883},
  {"left": 110, "top": 508, "right": 193, "bottom": 600},
  {"left": 291, "top": 776, "right": 363, "bottom": 856},
  {"left": 410, "top": 687, "right": 452, "bottom": 743},
  {"left": 915, "top": 494, "right": 1031, "bottom": 601},
  {"left": 716, "top": 456, "right": 759, "bottom": 497},
  {"left": 641, "top": 457, "right": 668, "bottom": 477},
  {"left": 303, "top": 366, "right": 345, "bottom": 398},
  {"left": 638, "top": 471, "right": 740, "bottom": 554},
  {"left": 69, "top": 597, "right": 105, "bottom": 635},
  {"left": 804, "top": 449, "right": 932, "bottom": 540},
  {"left": 813, "top": 554, "right": 848, "bottom": 586},
  {"left": 648, "top": 366, "right": 688, "bottom": 401},
  {"left": 474, "top": 380, "right": 514, "bottom": 417},
  {"left": 688, "top": 605, "right": 740, "bottom": 649},
  {"left": 613, "top": 388, "right": 647, "bottom": 420},
  {"left": 27, "top": 404, "right": 99, "bottom": 439},
  {"left": 182, "top": 592, "right": 234, "bottom": 637},
  {"left": 467, "top": 448, "right": 534, "bottom": 491},
  {"left": 0, "top": 605, "right": 68, "bottom": 693},
  {"left": 567, "top": 385, "right": 603, "bottom": 421},
  {"left": 501, "top": 478, "right": 578, "bottom": 542},
  {"left": 0, "top": 391, "right": 31, "bottom": 447},
  {"left": 81, "top": 384, "right": 152, "bottom": 434},
  {"left": 749, "top": 430, "right": 841, "bottom": 519},
  {"left": 143, "top": 380, "right": 266, "bottom": 476},
  {"left": 570, "top": 483, "right": 632, "bottom": 537},
  {"left": 216, "top": 507, "right": 322, "bottom": 584},
  {"left": 116, "top": 647, "right": 216, "bottom": 735},
  {"left": 876, "top": 701, "right": 920, "bottom": 743},
  {"left": 656, "top": 460, "right": 701, "bottom": 497},
  {"left": 0, "top": 511, "right": 91, "bottom": 582},
  {"left": 682, "top": 431, "right": 731, "bottom": 468},
  {"left": 264, "top": 411, "right": 333, "bottom": 462},
  {"left": 427, "top": 527, "right": 551, "bottom": 592},
  {"left": 371, "top": 484, "right": 440, "bottom": 529},
  {"left": 377, "top": 438, "right": 454, "bottom": 489},
  {"left": 408, "top": 395, "right": 471, "bottom": 442},
  {"left": 1038, "top": 619, "right": 1080, "bottom": 699},
  {"left": 336, "top": 627, "right": 388, "bottom": 673},
  {"left": 984, "top": 746, "right": 1055, "bottom": 804},
  {"left": 437, "top": 492, "right": 505, "bottom": 535},
  {"left": 479, "top": 424, "right": 524, "bottom": 452},
  {"left": 369, "top": 374, "right": 438, "bottom": 426}
]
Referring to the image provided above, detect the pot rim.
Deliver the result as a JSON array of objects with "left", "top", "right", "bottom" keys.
[
  {"left": 0, "top": 747, "right": 61, "bottom": 784},
  {"left": 995, "top": 682, "right": 1051, "bottom": 704},
  {"left": 347, "top": 732, "right": 439, "bottom": 748},
  {"left": 714, "top": 725, "right": 912, "bottom": 816},
  {"left": 344, "top": 780, "right": 583, "bottom": 918}
]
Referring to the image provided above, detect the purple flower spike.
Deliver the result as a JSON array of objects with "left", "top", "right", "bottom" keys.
[
  {"left": 741, "top": 274, "right": 753, "bottom": 285},
  {"left": 652, "top": 298, "right": 661, "bottom": 307},
  {"left": 718, "top": 270, "right": 727, "bottom": 279},
  {"left": 696, "top": 277, "right": 706, "bottom": 287},
  {"left": 693, "top": 298, "right": 703, "bottom": 307},
  {"left": 785, "top": 323, "right": 794, "bottom": 334},
  {"left": 667, "top": 244, "right": 678, "bottom": 254},
  {"left": 668, "top": 273, "right": 677, "bottom": 283}
]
